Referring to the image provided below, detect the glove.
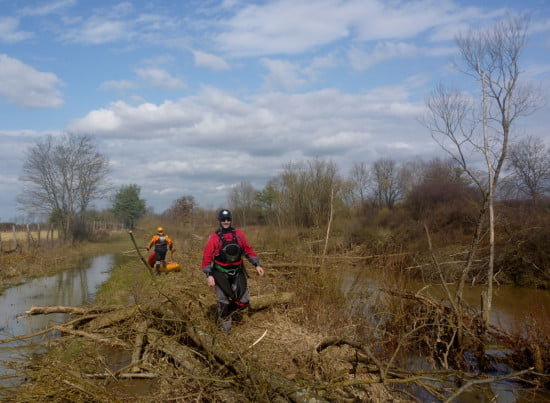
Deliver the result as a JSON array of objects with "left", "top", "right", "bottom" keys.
[{"left": 146, "top": 247, "right": 150, "bottom": 251}]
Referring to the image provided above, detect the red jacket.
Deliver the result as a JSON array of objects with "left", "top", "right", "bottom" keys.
[{"left": 201, "top": 227, "right": 259, "bottom": 274}]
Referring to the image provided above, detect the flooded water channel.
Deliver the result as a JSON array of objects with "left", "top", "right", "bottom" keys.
[{"left": 0, "top": 253, "right": 129, "bottom": 392}]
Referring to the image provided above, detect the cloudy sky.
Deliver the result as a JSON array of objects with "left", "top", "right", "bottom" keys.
[{"left": 1, "top": 0, "right": 549, "bottom": 222}]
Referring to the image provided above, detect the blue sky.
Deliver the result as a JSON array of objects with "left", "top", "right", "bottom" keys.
[{"left": 1, "top": 0, "right": 549, "bottom": 222}]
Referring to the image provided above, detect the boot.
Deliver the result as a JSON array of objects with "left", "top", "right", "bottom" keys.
[
  {"left": 155, "top": 264, "right": 160, "bottom": 275},
  {"left": 217, "top": 303, "right": 232, "bottom": 332}
]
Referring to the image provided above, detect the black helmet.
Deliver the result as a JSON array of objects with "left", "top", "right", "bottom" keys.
[{"left": 218, "top": 209, "right": 232, "bottom": 222}]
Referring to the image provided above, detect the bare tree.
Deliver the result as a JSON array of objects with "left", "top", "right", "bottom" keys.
[
  {"left": 371, "top": 158, "right": 402, "bottom": 209},
  {"left": 400, "top": 158, "right": 425, "bottom": 199},
  {"left": 507, "top": 136, "right": 550, "bottom": 201},
  {"left": 422, "top": 15, "right": 541, "bottom": 330},
  {"left": 228, "top": 181, "right": 258, "bottom": 226},
  {"left": 349, "top": 162, "right": 370, "bottom": 206},
  {"left": 274, "top": 159, "right": 341, "bottom": 227},
  {"left": 18, "top": 133, "right": 110, "bottom": 238}
]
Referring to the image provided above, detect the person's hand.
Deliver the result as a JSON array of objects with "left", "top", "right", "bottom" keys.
[
  {"left": 207, "top": 275, "right": 215, "bottom": 287},
  {"left": 146, "top": 247, "right": 149, "bottom": 251},
  {"left": 256, "top": 265, "right": 265, "bottom": 276}
]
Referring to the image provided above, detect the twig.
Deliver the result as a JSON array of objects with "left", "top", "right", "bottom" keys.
[
  {"left": 248, "top": 330, "right": 268, "bottom": 349},
  {"left": 62, "top": 379, "right": 98, "bottom": 398},
  {"left": 83, "top": 372, "right": 160, "bottom": 379},
  {"left": 444, "top": 368, "right": 534, "bottom": 402}
]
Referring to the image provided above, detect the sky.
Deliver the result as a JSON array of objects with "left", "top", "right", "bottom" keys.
[{"left": 1, "top": 0, "right": 549, "bottom": 222}]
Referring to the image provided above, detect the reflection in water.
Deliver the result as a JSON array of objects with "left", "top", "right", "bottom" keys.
[
  {"left": 341, "top": 266, "right": 550, "bottom": 402},
  {"left": 342, "top": 266, "right": 550, "bottom": 333},
  {"left": 0, "top": 254, "right": 117, "bottom": 389}
]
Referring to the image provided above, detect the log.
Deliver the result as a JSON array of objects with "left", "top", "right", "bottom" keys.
[
  {"left": 24, "top": 305, "right": 120, "bottom": 316},
  {"left": 250, "top": 292, "right": 294, "bottom": 311},
  {"left": 130, "top": 320, "right": 149, "bottom": 373},
  {"left": 146, "top": 328, "right": 206, "bottom": 373},
  {"left": 25, "top": 306, "right": 88, "bottom": 315}
]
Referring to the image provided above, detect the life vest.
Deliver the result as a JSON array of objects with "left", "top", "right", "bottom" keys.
[
  {"left": 154, "top": 235, "right": 169, "bottom": 252},
  {"left": 215, "top": 229, "right": 243, "bottom": 265}
]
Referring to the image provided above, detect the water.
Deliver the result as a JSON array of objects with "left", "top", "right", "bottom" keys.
[
  {"left": 0, "top": 254, "right": 121, "bottom": 390},
  {"left": 342, "top": 267, "right": 550, "bottom": 402}
]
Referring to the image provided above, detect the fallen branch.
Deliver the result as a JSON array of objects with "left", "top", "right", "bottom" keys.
[
  {"left": 130, "top": 320, "right": 149, "bottom": 372},
  {"left": 0, "top": 315, "right": 99, "bottom": 345},
  {"left": 24, "top": 305, "right": 119, "bottom": 316},
  {"left": 55, "top": 326, "right": 130, "bottom": 349},
  {"left": 128, "top": 230, "right": 153, "bottom": 277}
]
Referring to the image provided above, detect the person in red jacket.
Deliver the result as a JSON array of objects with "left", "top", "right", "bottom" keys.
[
  {"left": 147, "top": 227, "right": 173, "bottom": 275},
  {"left": 201, "top": 209, "right": 265, "bottom": 331}
]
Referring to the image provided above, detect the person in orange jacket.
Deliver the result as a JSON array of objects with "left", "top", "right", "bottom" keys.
[{"left": 146, "top": 227, "right": 173, "bottom": 275}]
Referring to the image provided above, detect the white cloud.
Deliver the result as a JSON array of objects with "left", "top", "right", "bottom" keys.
[
  {"left": 18, "top": 0, "right": 76, "bottom": 17},
  {"left": 349, "top": 41, "right": 419, "bottom": 71},
  {"left": 193, "top": 50, "right": 230, "bottom": 71},
  {"left": 0, "top": 54, "right": 63, "bottom": 108},
  {"left": 218, "top": 0, "right": 356, "bottom": 57},
  {"left": 215, "top": 0, "right": 479, "bottom": 58},
  {"left": 0, "top": 17, "right": 33, "bottom": 43},
  {"left": 261, "top": 58, "right": 306, "bottom": 91},
  {"left": 99, "top": 80, "right": 137, "bottom": 92},
  {"left": 135, "top": 68, "right": 186, "bottom": 89},
  {"left": 62, "top": 17, "right": 131, "bottom": 44}
]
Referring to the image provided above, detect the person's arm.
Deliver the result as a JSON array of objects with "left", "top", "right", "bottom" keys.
[
  {"left": 201, "top": 234, "right": 216, "bottom": 286},
  {"left": 146, "top": 236, "right": 155, "bottom": 251},
  {"left": 237, "top": 229, "right": 264, "bottom": 276},
  {"left": 167, "top": 236, "right": 173, "bottom": 250}
]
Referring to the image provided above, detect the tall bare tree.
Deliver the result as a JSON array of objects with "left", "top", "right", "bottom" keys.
[
  {"left": 18, "top": 133, "right": 110, "bottom": 238},
  {"left": 422, "top": 15, "right": 540, "bottom": 330}
]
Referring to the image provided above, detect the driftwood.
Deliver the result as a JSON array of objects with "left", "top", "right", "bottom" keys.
[{"left": 5, "top": 291, "right": 330, "bottom": 402}]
